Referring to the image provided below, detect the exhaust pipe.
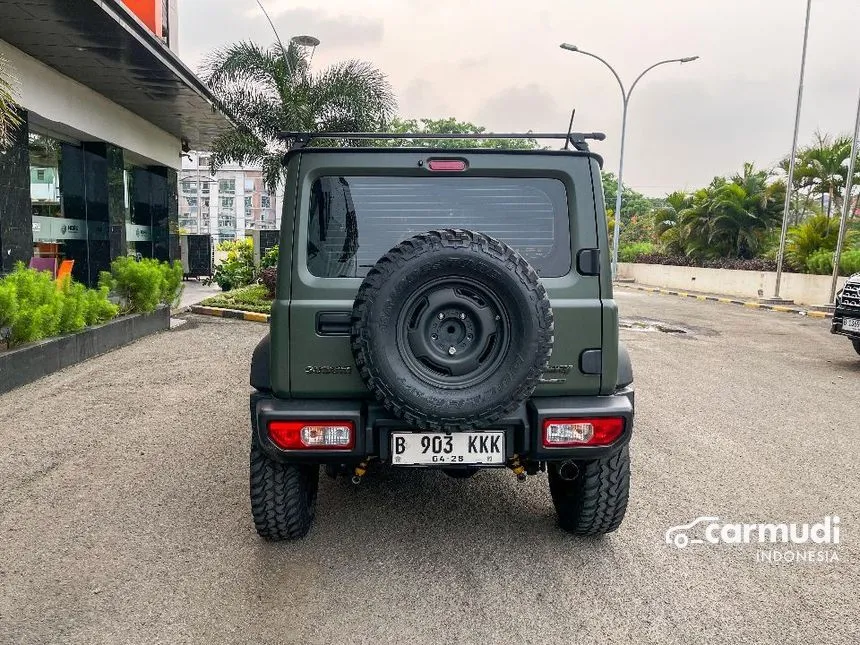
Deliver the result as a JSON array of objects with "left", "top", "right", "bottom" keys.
[{"left": 558, "top": 461, "right": 579, "bottom": 481}]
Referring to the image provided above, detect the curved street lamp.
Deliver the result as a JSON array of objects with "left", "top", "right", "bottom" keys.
[{"left": 560, "top": 44, "right": 699, "bottom": 276}]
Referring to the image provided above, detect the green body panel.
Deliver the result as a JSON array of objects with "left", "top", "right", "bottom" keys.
[
  {"left": 589, "top": 156, "right": 620, "bottom": 393},
  {"left": 270, "top": 148, "right": 619, "bottom": 400}
]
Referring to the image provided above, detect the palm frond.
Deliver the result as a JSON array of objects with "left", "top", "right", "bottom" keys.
[
  {"left": 310, "top": 60, "right": 397, "bottom": 131},
  {"left": 0, "top": 54, "right": 24, "bottom": 149}
]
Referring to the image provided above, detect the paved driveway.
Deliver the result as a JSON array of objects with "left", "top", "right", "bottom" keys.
[{"left": 1, "top": 291, "right": 857, "bottom": 644}]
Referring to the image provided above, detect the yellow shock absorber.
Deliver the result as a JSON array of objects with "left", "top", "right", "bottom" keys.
[
  {"left": 352, "top": 460, "right": 369, "bottom": 484},
  {"left": 509, "top": 454, "right": 527, "bottom": 482}
]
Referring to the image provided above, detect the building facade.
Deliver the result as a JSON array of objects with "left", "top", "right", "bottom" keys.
[
  {"left": 0, "top": 0, "right": 231, "bottom": 285},
  {"left": 179, "top": 153, "right": 280, "bottom": 244}
]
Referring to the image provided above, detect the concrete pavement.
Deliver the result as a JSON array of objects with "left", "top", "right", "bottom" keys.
[{"left": 0, "top": 291, "right": 857, "bottom": 644}]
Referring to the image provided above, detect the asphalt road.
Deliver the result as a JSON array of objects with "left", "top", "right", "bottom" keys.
[{"left": 1, "top": 290, "right": 858, "bottom": 644}]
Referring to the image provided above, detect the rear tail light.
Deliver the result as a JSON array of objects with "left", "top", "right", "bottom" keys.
[
  {"left": 268, "top": 420, "right": 355, "bottom": 450},
  {"left": 542, "top": 417, "right": 624, "bottom": 447}
]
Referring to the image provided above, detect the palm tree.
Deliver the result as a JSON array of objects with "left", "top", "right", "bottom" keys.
[
  {"left": 204, "top": 41, "right": 397, "bottom": 192},
  {"left": 652, "top": 191, "right": 692, "bottom": 255},
  {"left": 657, "top": 164, "right": 785, "bottom": 259},
  {"left": 793, "top": 132, "right": 857, "bottom": 217},
  {"left": 0, "top": 53, "right": 24, "bottom": 149}
]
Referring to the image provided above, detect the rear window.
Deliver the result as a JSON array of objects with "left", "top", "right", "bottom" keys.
[{"left": 306, "top": 176, "right": 571, "bottom": 278}]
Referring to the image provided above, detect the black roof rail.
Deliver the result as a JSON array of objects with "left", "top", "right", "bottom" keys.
[{"left": 278, "top": 131, "right": 606, "bottom": 152}]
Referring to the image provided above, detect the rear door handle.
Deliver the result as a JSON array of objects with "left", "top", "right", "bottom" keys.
[{"left": 315, "top": 311, "right": 352, "bottom": 336}]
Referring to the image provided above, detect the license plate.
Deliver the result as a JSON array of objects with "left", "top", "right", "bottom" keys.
[
  {"left": 844, "top": 318, "right": 860, "bottom": 333},
  {"left": 391, "top": 432, "right": 505, "bottom": 466}
]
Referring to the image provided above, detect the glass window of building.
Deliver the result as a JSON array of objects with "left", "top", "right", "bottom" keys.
[
  {"left": 181, "top": 179, "right": 196, "bottom": 193},
  {"left": 220, "top": 196, "right": 235, "bottom": 211},
  {"left": 30, "top": 134, "right": 67, "bottom": 265},
  {"left": 29, "top": 133, "right": 97, "bottom": 283},
  {"left": 261, "top": 195, "right": 271, "bottom": 209},
  {"left": 244, "top": 196, "right": 253, "bottom": 211},
  {"left": 125, "top": 164, "right": 154, "bottom": 260},
  {"left": 219, "top": 179, "right": 235, "bottom": 195},
  {"left": 201, "top": 181, "right": 210, "bottom": 195},
  {"left": 244, "top": 178, "right": 255, "bottom": 191}
]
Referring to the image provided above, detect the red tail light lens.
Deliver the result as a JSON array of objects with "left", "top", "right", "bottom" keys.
[
  {"left": 427, "top": 159, "right": 468, "bottom": 172},
  {"left": 542, "top": 417, "right": 624, "bottom": 447},
  {"left": 268, "top": 420, "right": 355, "bottom": 450}
]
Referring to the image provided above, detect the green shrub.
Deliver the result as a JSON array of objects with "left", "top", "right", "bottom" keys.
[
  {"left": 841, "top": 249, "right": 860, "bottom": 275},
  {"left": 805, "top": 249, "right": 833, "bottom": 275},
  {"left": 0, "top": 263, "right": 117, "bottom": 348},
  {"left": 100, "top": 257, "right": 184, "bottom": 314},
  {"left": 200, "top": 284, "right": 273, "bottom": 314},
  {"left": 160, "top": 260, "right": 184, "bottom": 307},
  {"left": 785, "top": 215, "right": 840, "bottom": 270},
  {"left": 619, "top": 242, "right": 657, "bottom": 263},
  {"left": 209, "top": 238, "right": 257, "bottom": 291},
  {"left": 261, "top": 244, "right": 279, "bottom": 269},
  {"left": 802, "top": 247, "right": 860, "bottom": 276},
  {"left": 82, "top": 285, "right": 118, "bottom": 325}
]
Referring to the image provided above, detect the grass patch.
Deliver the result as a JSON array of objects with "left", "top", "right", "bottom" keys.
[{"left": 200, "top": 284, "right": 273, "bottom": 314}]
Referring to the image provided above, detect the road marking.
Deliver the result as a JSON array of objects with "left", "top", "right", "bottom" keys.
[{"left": 615, "top": 285, "right": 833, "bottom": 318}]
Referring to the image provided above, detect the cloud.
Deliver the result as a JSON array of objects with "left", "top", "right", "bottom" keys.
[
  {"left": 176, "top": 0, "right": 860, "bottom": 196},
  {"left": 398, "top": 79, "right": 453, "bottom": 119},
  {"left": 475, "top": 84, "right": 562, "bottom": 132},
  {"left": 178, "top": 1, "right": 383, "bottom": 71}
]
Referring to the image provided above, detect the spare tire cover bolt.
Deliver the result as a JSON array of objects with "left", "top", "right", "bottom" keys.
[
  {"left": 438, "top": 312, "right": 445, "bottom": 320},
  {"left": 448, "top": 346, "right": 457, "bottom": 355},
  {"left": 495, "top": 315, "right": 501, "bottom": 321},
  {"left": 431, "top": 333, "right": 438, "bottom": 340},
  {"left": 459, "top": 313, "right": 466, "bottom": 320}
]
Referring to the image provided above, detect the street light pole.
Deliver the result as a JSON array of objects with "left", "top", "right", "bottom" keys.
[
  {"left": 560, "top": 44, "right": 698, "bottom": 277},
  {"left": 830, "top": 88, "right": 860, "bottom": 303},
  {"left": 773, "top": 0, "right": 812, "bottom": 302}
]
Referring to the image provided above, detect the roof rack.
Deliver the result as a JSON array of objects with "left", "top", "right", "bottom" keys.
[{"left": 278, "top": 131, "right": 606, "bottom": 152}]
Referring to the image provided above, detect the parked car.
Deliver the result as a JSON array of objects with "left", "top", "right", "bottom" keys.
[
  {"left": 831, "top": 272, "right": 860, "bottom": 356},
  {"left": 248, "top": 131, "right": 634, "bottom": 540}
]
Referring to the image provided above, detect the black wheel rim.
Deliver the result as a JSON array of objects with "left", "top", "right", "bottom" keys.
[{"left": 395, "top": 277, "right": 511, "bottom": 388}]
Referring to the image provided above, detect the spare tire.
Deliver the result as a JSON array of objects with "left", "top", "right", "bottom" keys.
[{"left": 351, "top": 229, "right": 553, "bottom": 431}]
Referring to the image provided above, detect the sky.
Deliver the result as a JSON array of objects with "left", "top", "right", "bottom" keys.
[{"left": 178, "top": 0, "right": 860, "bottom": 197}]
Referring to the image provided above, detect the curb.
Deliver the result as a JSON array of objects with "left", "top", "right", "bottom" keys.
[
  {"left": 618, "top": 285, "right": 833, "bottom": 319},
  {"left": 190, "top": 305, "right": 270, "bottom": 323}
]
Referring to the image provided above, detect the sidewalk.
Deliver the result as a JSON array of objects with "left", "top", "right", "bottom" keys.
[
  {"left": 177, "top": 279, "right": 222, "bottom": 310},
  {"left": 616, "top": 282, "right": 833, "bottom": 318}
]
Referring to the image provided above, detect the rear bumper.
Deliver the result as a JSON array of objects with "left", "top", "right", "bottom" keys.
[
  {"left": 251, "top": 388, "right": 634, "bottom": 465},
  {"left": 831, "top": 308, "right": 860, "bottom": 340}
]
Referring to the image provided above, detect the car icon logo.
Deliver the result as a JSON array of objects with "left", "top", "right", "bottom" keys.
[{"left": 665, "top": 516, "right": 720, "bottom": 549}]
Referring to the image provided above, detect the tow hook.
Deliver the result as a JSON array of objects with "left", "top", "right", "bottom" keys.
[
  {"left": 509, "top": 455, "right": 527, "bottom": 482},
  {"left": 352, "top": 460, "right": 370, "bottom": 485}
]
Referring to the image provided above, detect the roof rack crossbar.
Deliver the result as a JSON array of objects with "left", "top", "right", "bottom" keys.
[{"left": 278, "top": 131, "right": 606, "bottom": 152}]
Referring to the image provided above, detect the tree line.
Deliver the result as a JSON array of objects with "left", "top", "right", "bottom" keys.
[{"left": 197, "top": 40, "right": 860, "bottom": 276}]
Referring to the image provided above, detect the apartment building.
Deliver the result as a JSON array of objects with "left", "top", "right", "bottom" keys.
[{"left": 179, "top": 153, "right": 280, "bottom": 244}]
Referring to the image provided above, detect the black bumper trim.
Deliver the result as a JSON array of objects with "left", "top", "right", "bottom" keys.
[{"left": 251, "top": 388, "right": 634, "bottom": 464}]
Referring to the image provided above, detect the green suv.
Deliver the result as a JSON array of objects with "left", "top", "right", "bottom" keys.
[{"left": 248, "top": 132, "right": 634, "bottom": 540}]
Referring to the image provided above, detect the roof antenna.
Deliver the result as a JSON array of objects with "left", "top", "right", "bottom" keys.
[{"left": 563, "top": 108, "right": 576, "bottom": 150}]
